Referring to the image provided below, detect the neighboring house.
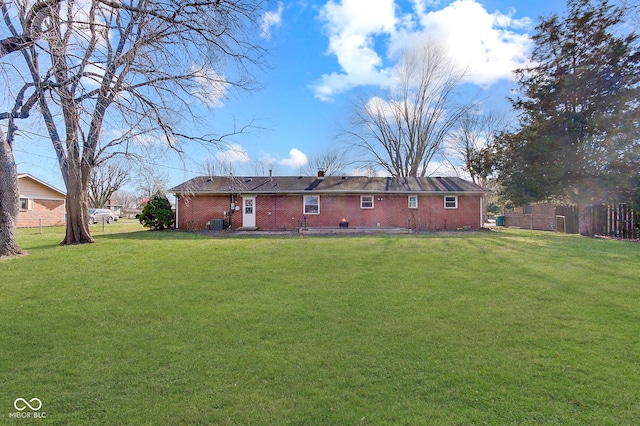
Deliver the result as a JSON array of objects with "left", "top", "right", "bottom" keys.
[
  {"left": 104, "top": 202, "right": 123, "bottom": 218},
  {"left": 169, "top": 172, "right": 487, "bottom": 231},
  {"left": 17, "top": 174, "right": 66, "bottom": 228}
]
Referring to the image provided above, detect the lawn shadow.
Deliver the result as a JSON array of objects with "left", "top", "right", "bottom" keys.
[{"left": 92, "top": 228, "right": 210, "bottom": 241}]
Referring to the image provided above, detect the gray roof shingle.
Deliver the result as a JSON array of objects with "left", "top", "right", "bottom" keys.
[{"left": 170, "top": 176, "right": 487, "bottom": 195}]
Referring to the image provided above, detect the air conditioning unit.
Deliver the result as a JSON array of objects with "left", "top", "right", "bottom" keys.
[{"left": 210, "top": 219, "right": 225, "bottom": 230}]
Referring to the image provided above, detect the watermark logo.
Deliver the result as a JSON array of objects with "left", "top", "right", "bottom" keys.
[
  {"left": 9, "top": 398, "right": 46, "bottom": 419},
  {"left": 14, "top": 398, "right": 42, "bottom": 411}
]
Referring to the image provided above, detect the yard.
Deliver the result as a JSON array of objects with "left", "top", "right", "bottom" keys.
[{"left": 1, "top": 223, "right": 639, "bottom": 424}]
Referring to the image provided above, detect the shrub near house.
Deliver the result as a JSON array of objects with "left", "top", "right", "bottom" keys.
[{"left": 137, "top": 192, "right": 175, "bottom": 230}]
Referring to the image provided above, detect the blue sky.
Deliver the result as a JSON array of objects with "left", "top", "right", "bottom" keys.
[{"left": 13, "top": 0, "right": 568, "bottom": 192}]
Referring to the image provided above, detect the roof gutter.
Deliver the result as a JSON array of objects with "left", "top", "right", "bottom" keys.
[{"left": 172, "top": 189, "right": 487, "bottom": 196}]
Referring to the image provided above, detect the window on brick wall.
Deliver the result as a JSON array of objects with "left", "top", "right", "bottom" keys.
[
  {"left": 408, "top": 195, "right": 418, "bottom": 209},
  {"left": 304, "top": 195, "right": 320, "bottom": 214},
  {"left": 19, "top": 198, "right": 33, "bottom": 211},
  {"left": 360, "top": 195, "right": 374, "bottom": 209},
  {"left": 444, "top": 195, "right": 458, "bottom": 209}
]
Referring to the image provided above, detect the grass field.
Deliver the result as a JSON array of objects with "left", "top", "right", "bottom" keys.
[{"left": 1, "top": 222, "right": 639, "bottom": 424}]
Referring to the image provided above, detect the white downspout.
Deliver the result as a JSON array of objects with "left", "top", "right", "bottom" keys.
[
  {"left": 175, "top": 194, "right": 179, "bottom": 229},
  {"left": 480, "top": 195, "right": 483, "bottom": 229}
]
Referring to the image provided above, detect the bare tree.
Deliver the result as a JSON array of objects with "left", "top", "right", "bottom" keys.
[
  {"left": 110, "top": 190, "right": 139, "bottom": 210},
  {"left": 343, "top": 43, "right": 470, "bottom": 177},
  {"left": 136, "top": 165, "right": 169, "bottom": 201},
  {"left": 1, "top": 0, "right": 270, "bottom": 245},
  {"left": 449, "top": 109, "right": 509, "bottom": 185},
  {"left": 88, "top": 160, "right": 130, "bottom": 208},
  {"left": 252, "top": 158, "right": 276, "bottom": 176},
  {"left": 0, "top": 0, "right": 60, "bottom": 57},
  {"left": 0, "top": 127, "right": 23, "bottom": 258},
  {"left": 299, "top": 148, "right": 350, "bottom": 176},
  {"left": 0, "top": 0, "right": 55, "bottom": 257},
  {"left": 0, "top": 61, "right": 43, "bottom": 257},
  {"left": 200, "top": 155, "right": 236, "bottom": 177}
]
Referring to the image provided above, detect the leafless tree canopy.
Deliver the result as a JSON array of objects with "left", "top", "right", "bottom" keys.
[
  {"left": 299, "top": 149, "right": 350, "bottom": 176},
  {"left": 88, "top": 160, "right": 130, "bottom": 208},
  {"left": 344, "top": 43, "right": 470, "bottom": 177},
  {"left": 135, "top": 165, "right": 169, "bottom": 200},
  {"left": 110, "top": 190, "right": 140, "bottom": 210},
  {"left": 449, "top": 109, "right": 509, "bottom": 185},
  {"left": 0, "top": 0, "right": 59, "bottom": 57},
  {"left": 1, "top": 0, "right": 270, "bottom": 244}
]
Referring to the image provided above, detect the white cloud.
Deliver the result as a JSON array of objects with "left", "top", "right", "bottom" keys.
[
  {"left": 404, "top": 0, "right": 533, "bottom": 86},
  {"left": 313, "top": 0, "right": 533, "bottom": 100},
  {"left": 191, "top": 65, "right": 229, "bottom": 108},
  {"left": 279, "top": 148, "right": 308, "bottom": 168},
  {"left": 262, "top": 2, "right": 284, "bottom": 39},
  {"left": 312, "top": 0, "right": 398, "bottom": 100},
  {"left": 215, "top": 144, "right": 251, "bottom": 164}
]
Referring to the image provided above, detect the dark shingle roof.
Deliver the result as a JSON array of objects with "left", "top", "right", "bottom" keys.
[{"left": 170, "top": 176, "right": 486, "bottom": 195}]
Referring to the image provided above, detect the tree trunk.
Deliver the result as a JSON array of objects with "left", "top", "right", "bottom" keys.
[
  {"left": 0, "top": 131, "right": 24, "bottom": 258},
  {"left": 61, "top": 163, "right": 94, "bottom": 245}
]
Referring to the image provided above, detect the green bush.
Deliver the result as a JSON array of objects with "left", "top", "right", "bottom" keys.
[{"left": 137, "top": 191, "right": 175, "bottom": 230}]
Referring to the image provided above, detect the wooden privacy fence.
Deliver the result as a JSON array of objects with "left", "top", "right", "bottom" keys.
[
  {"left": 589, "top": 204, "right": 640, "bottom": 239},
  {"left": 555, "top": 205, "right": 579, "bottom": 234}
]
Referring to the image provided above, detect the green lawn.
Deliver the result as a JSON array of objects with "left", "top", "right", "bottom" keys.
[{"left": 2, "top": 223, "right": 639, "bottom": 424}]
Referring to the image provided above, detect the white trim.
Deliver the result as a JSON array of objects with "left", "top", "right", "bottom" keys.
[
  {"left": 444, "top": 195, "right": 458, "bottom": 209},
  {"left": 480, "top": 196, "right": 483, "bottom": 228},
  {"left": 242, "top": 196, "right": 257, "bottom": 227},
  {"left": 408, "top": 195, "right": 418, "bottom": 209},
  {"left": 303, "top": 195, "right": 320, "bottom": 214},
  {"left": 360, "top": 195, "right": 374, "bottom": 209},
  {"left": 175, "top": 195, "right": 179, "bottom": 229}
]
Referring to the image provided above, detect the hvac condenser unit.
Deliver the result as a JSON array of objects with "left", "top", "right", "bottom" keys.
[{"left": 210, "top": 219, "right": 225, "bottom": 230}]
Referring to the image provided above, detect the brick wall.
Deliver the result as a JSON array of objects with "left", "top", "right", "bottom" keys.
[
  {"left": 177, "top": 193, "right": 482, "bottom": 231},
  {"left": 504, "top": 203, "right": 556, "bottom": 230},
  {"left": 176, "top": 195, "right": 234, "bottom": 230},
  {"left": 17, "top": 199, "right": 66, "bottom": 228}
]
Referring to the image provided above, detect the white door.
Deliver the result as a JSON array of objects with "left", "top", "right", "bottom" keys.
[{"left": 242, "top": 196, "right": 256, "bottom": 228}]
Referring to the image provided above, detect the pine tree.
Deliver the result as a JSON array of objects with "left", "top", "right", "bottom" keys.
[
  {"left": 137, "top": 192, "right": 175, "bottom": 231},
  {"left": 495, "top": 0, "right": 640, "bottom": 233}
]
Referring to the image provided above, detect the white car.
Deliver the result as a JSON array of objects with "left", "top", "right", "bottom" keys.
[{"left": 88, "top": 208, "right": 115, "bottom": 224}]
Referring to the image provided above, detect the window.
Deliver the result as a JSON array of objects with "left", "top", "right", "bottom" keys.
[
  {"left": 244, "top": 198, "right": 253, "bottom": 214},
  {"left": 304, "top": 195, "right": 320, "bottom": 214},
  {"left": 19, "top": 198, "right": 32, "bottom": 211},
  {"left": 360, "top": 195, "right": 374, "bottom": 209},
  {"left": 444, "top": 195, "right": 458, "bottom": 209},
  {"left": 408, "top": 195, "right": 418, "bottom": 209}
]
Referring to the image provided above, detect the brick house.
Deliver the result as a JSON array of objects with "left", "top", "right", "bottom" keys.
[
  {"left": 17, "top": 174, "right": 66, "bottom": 228},
  {"left": 169, "top": 173, "right": 487, "bottom": 231}
]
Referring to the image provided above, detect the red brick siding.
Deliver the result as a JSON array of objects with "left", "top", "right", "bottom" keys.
[
  {"left": 176, "top": 195, "right": 234, "bottom": 230},
  {"left": 17, "top": 199, "right": 66, "bottom": 228},
  {"left": 504, "top": 203, "right": 556, "bottom": 230},
  {"left": 177, "top": 194, "right": 482, "bottom": 230}
]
